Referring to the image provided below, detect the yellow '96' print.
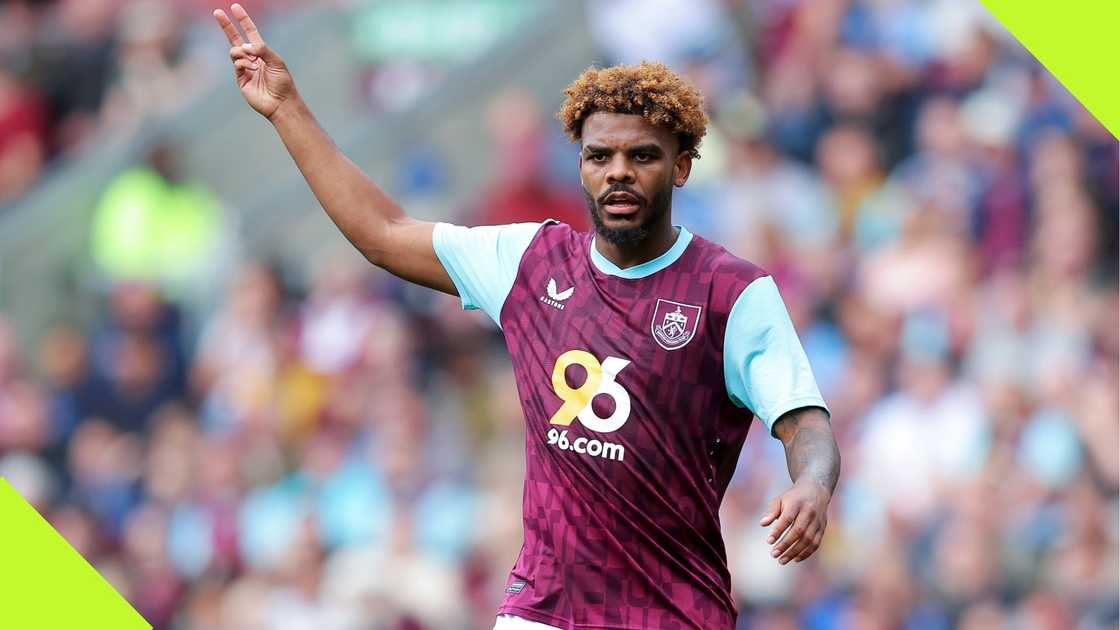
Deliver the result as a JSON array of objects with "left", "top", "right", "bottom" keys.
[{"left": 548, "top": 350, "right": 632, "bottom": 433}]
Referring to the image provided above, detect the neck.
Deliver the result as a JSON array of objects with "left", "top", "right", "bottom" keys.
[{"left": 593, "top": 219, "right": 679, "bottom": 270}]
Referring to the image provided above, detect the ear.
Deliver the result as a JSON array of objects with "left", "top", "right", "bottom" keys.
[{"left": 672, "top": 151, "right": 693, "bottom": 187}]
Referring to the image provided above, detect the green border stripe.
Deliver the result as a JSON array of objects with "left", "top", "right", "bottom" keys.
[
  {"left": 0, "top": 479, "right": 150, "bottom": 630},
  {"left": 981, "top": 0, "right": 1119, "bottom": 139}
]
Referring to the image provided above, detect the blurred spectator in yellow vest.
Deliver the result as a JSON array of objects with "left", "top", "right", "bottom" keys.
[{"left": 90, "top": 142, "right": 237, "bottom": 307}]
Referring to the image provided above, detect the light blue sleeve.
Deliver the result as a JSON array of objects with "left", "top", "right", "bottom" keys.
[
  {"left": 431, "top": 221, "right": 544, "bottom": 327},
  {"left": 724, "top": 276, "right": 829, "bottom": 437}
]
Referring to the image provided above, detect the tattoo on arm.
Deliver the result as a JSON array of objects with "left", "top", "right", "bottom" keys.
[{"left": 773, "top": 407, "right": 841, "bottom": 493}]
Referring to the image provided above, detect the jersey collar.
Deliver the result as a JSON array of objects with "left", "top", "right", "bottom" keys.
[{"left": 589, "top": 225, "right": 693, "bottom": 279}]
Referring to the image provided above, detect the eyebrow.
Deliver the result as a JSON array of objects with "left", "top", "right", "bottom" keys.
[{"left": 582, "top": 143, "right": 665, "bottom": 155}]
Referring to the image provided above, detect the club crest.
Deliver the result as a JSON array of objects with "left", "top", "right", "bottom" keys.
[{"left": 651, "top": 299, "right": 702, "bottom": 350}]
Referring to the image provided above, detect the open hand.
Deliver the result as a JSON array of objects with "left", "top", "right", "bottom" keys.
[
  {"left": 759, "top": 478, "right": 831, "bottom": 565},
  {"left": 213, "top": 3, "right": 296, "bottom": 120}
]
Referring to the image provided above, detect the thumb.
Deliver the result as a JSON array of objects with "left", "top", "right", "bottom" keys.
[
  {"left": 759, "top": 496, "right": 781, "bottom": 526},
  {"left": 242, "top": 42, "right": 278, "bottom": 63}
]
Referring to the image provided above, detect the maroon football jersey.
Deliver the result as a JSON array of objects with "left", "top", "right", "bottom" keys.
[{"left": 495, "top": 222, "right": 767, "bottom": 629}]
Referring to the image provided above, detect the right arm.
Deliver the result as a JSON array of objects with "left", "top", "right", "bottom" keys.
[
  {"left": 267, "top": 99, "right": 455, "bottom": 293},
  {"left": 214, "top": 4, "right": 455, "bottom": 294}
]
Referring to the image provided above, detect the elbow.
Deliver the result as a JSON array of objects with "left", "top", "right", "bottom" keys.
[
  {"left": 359, "top": 245, "right": 387, "bottom": 269},
  {"left": 353, "top": 221, "right": 397, "bottom": 268}
]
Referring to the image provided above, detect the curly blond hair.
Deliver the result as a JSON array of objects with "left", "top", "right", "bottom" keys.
[{"left": 557, "top": 62, "right": 709, "bottom": 159}]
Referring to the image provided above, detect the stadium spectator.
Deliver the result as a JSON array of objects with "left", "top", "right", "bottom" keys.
[
  {"left": 90, "top": 144, "right": 235, "bottom": 307},
  {"left": 0, "top": 66, "right": 47, "bottom": 203},
  {"left": 0, "top": 0, "right": 288, "bottom": 209},
  {"left": 467, "top": 89, "right": 588, "bottom": 230}
]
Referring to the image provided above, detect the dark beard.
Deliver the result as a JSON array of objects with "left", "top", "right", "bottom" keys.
[{"left": 583, "top": 185, "right": 672, "bottom": 247}]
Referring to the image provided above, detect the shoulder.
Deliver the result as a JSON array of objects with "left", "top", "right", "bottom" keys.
[
  {"left": 523, "top": 219, "right": 588, "bottom": 257},
  {"left": 535, "top": 219, "right": 583, "bottom": 244},
  {"left": 692, "top": 233, "right": 768, "bottom": 279},
  {"left": 433, "top": 220, "right": 558, "bottom": 258},
  {"left": 687, "top": 233, "right": 770, "bottom": 313}
]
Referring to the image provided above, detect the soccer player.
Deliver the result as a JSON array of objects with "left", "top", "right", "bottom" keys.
[{"left": 215, "top": 4, "right": 840, "bottom": 629}]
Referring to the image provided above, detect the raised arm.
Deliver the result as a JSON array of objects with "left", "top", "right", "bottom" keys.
[
  {"left": 213, "top": 4, "right": 455, "bottom": 294},
  {"left": 759, "top": 406, "right": 840, "bottom": 565}
]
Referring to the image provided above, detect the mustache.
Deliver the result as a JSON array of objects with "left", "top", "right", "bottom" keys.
[{"left": 597, "top": 184, "right": 647, "bottom": 207}]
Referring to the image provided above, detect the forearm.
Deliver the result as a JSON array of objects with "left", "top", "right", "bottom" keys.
[
  {"left": 774, "top": 406, "right": 840, "bottom": 493},
  {"left": 269, "top": 96, "right": 405, "bottom": 265},
  {"left": 215, "top": 6, "right": 451, "bottom": 292}
]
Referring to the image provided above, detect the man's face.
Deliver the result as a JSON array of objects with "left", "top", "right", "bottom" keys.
[{"left": 579, "top": 112, "right": 692, "bottom": 246}]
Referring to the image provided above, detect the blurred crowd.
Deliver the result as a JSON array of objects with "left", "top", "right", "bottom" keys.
[
  {"left": 0, "top": 0, "right": 292, "bottom": 205},
  {"left": 1, "top": 0, "right": 1118, "bottom": 629}
]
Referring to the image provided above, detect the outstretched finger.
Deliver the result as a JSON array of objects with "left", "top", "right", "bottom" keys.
[
  {"left": 231, "top": 3, "right": 265, "bottom": 45},
  {"left": 213, "top": 9, "right": 243, "bottom": 46}
]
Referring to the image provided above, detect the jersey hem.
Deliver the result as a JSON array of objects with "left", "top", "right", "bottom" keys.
[
  {"left": 497, "top": 605, "right": 684, "bottom": 630},
  {"left": 764, "top": 397, "right": 831, "bottom": 437},
  {"left": 496, "top": 606, "right": 569, "bottom": 629}
]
